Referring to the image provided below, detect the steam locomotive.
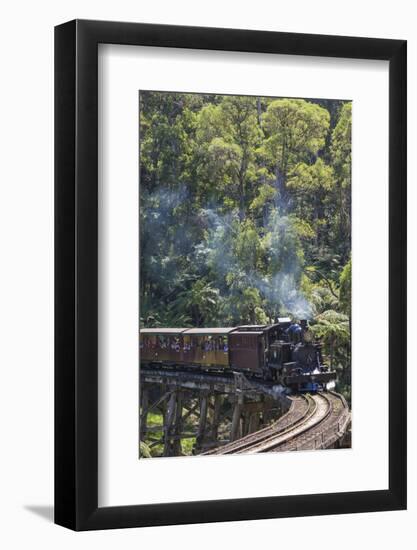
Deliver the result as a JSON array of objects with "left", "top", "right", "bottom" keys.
[{"left": 140, "top": 318, "right": 335, "bottom": 392}]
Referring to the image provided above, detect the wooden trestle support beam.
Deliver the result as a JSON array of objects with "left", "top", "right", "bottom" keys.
[{"left": 139, "top": 370, "right": 289, "bottom": 457}]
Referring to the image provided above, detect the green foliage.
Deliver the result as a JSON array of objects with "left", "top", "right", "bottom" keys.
[
  {"left": 331, "top": 103, "right": 352, "bottom": 186},
  {"left": 262, "top": 98, "right": 330, "bottom": 159},
  {"left": 310, "top": 310, "right": 350, "bottom": 371},
  {"left": 139, "top": 441, "right": 152, "bottom": 458},
  {"left": 311, "top": 310, "right": 350, "bottom": 344},
  {"left": 329, "top": 103, "right": 352, "bottom": 262},
  {"left": 170, "top": 279, "right": 219, "bottom": 327},
  {"left": 139, "top": 92, "right": 352, "bottom": 394},
  {"left": 181, "top": 437, "right": 197, "bottom": 456},
  {"left": 250, "top": 183, "right": 277, "bottom": 213},
  {"left": 141, "top": 411, "right": 197, "bottom": 457},
  {"left": 339, "top": 258, "right": 352, "bottom": 315},
  {"left": 143, "top": 412, "right": 164, "bottom": 457},
  {"left": 261, "top": 99, "right": 330, "bottom": 205},
  {"left": 307, "top": 283, "right": 339, "bottom": 315},
  {"left": 288, "top": 158, "right": 334, "bottom": 192}
]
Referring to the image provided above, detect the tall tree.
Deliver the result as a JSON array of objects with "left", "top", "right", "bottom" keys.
[
  {"left": 330, "top": 103, "right": 352, "bottom": 263},
  {"left": 261, "top": 99, "right": 330, "bottom": 207}
]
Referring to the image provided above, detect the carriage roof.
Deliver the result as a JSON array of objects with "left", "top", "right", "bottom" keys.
[
  {"left": 237, "top": 324, "right": 268, "bottom": 329},
  {"left": 235, "top": 323, "right": 284, "bottom": 331},
  {"left": 182, "top": 327, "right": 236, "bottom": 335},
  {"left": 140, "top": 328, "right": 188, "bottom": 334},
  {"left": 230, "top": 330, "right": 264, "bottom": 336}
]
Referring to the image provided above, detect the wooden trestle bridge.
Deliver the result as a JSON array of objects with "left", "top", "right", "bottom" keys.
[{"left": 140, "top": 369, "right": 351, "bottom": 457}]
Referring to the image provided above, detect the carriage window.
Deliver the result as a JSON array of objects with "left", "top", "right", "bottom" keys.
[
  {"left": 183, "top": 336, "right": 190, "bottom": 351},
  {"left": 204, "top": 335, "right": 213, "bottom": 351},
  {"left": 172, "top": 337, "right": 181, "bottom": 351},
  {"left": 147, "top": 335, "right": 156, "bottom": 348}
]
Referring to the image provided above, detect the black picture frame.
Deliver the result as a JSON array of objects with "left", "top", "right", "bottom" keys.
[{"left": 55, "top": 19, "right": 407, "bottom": 531}]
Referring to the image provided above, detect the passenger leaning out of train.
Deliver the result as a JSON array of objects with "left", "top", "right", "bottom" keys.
[{"left": 286, "top": 320, "right": 302, "bottom": 343}]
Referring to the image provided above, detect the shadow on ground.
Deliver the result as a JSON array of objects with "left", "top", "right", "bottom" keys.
[{"left": 24, "top": 505, "right": 54, "bottom": 523}]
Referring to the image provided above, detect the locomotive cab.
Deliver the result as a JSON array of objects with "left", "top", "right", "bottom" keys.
[
  {"left": 265, "top": 319, "right": 336, "bottom": 391},
  {"left": 140, "top": 319, "right": 337, "bottom": 392},
  {"left": 268, "top": 341, "right": 291, "bottom": 372}
]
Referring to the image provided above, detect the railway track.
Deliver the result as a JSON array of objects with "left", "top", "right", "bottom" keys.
[
  {"left": 141, "top": 367, "right": 350, "bottom": 454},
  {"left": 204, "top": 392, "right": 349, "bottom": 455},
  {"left": 273, "top": 391, "right": 349, "bottom": 452},
  {"left": 203, "top": 393, "right": 313, "bottom": 455}
]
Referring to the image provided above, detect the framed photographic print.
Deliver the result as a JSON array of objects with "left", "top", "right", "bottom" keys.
[{"left": 55, "top": 20, "right": 406, "bottom": 530}]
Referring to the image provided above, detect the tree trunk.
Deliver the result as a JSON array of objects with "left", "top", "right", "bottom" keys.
[
  {"left": 330, "top": 341, "right": 334, "bottom": 371},
  {"left": 256, "top": 97, "right": 262, "bottom": 127},
  {"left": 275, "top": 164, "right": 287, "bottom": 208}
]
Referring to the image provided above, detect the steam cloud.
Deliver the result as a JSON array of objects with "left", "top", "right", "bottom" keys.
[
  {"left": 140, "top": 181, "right": 312, "bottom": 322},
  {"left": 195, "top": 206, "right": 312, "bottom": 320}
]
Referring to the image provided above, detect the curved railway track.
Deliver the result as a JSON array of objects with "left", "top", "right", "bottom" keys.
[
  {"left": 203, "top": 393, "right": 313, "bottom": 455},
  {"left": 204, "top": 392, "right": 349, "bottom": 455},
  {"left": 140, "top": 367, "right": 350, "bottom": 454},
  {"left": 273, "top": 391, "right": 349, "bottom": 452}
]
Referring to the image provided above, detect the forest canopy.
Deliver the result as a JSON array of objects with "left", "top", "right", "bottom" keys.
[{"left": 139, "top": 92, "right": 351, "bottom": 394}]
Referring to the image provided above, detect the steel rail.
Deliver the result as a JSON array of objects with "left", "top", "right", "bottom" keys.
[
  {"left": 206, "top": 392, "right": 348, "bottom": 455},
  {"left": 245, "top": 392, "right": 346, "bottom": 454},
  {"left": 277, "top": 391, "right": 350, "bottom": 452},
  {"left": 140, "top": 366, "right": 350, "bottom": 454},
  {"left": 204, "top": 394, "right": 315, "bottom": 455},
  {"left": 233, "top": 393, "right": 326, "bottom": 454},
  {"left": 261, "top": 392, "right": 334, "bottom": 453}
]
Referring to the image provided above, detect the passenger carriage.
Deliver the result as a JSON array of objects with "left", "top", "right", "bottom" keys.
[{"left": 139, "top": 320, "right": 337, "bottom": 391}]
